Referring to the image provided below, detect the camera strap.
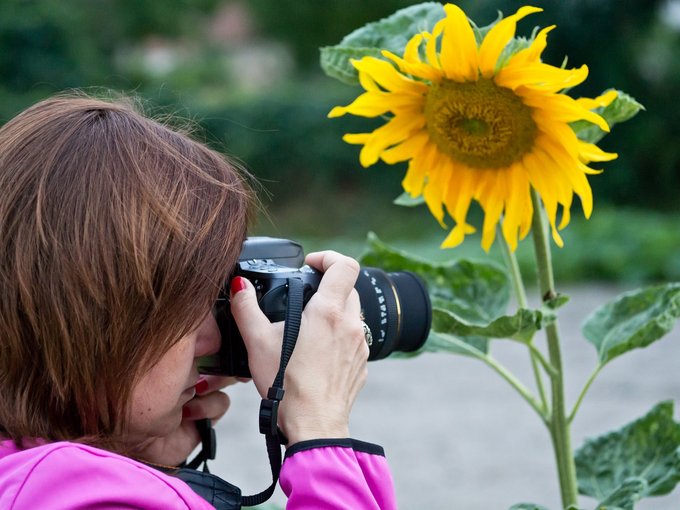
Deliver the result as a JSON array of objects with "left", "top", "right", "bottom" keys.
[
  {"left": 241, "top": 276, "right": 304, "bottom": 507},
  {"left": 181, "top": 277, "right": 304, "bottom": 508}
]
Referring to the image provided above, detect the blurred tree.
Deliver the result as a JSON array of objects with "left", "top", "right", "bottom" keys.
[
  {"left": 0, "top": 0, "right": 221, "bottom": 119},
  {"left": 247, "top": 0, "right": 455, "bottom": 69}
]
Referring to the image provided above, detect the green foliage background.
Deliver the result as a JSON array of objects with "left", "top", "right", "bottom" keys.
[{"left": 1, "top": 0, "right": 678, "bottom": 281}]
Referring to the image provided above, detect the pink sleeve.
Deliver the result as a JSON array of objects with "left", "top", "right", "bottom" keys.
[
  {"left": 279, "top": 439, "right": 397, "bottom": 510},
  {"left": 8, "top": 443, "right": 214, "bottom": 510}
]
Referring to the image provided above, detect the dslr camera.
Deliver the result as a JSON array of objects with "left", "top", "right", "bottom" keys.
[{"left": 199, "top": 237, "right": 432, "bottom": 377}]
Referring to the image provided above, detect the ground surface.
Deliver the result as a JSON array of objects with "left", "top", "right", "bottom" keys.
[{"left": 209, "top": 284, "right": 680, "bottom": 509}]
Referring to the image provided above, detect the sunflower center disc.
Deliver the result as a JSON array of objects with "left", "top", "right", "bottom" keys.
[{"left": 424, "top": 78, "right": 537, "bottom": 169}]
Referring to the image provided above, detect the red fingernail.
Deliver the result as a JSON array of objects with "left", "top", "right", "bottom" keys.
[
  {"left": 230, "top": 276, "right": 247, "bottom": 296},
  {"left": 182, "top": 406, "right": 191, "bottom": 418},
  {"left": 195, "top": 379, "right": 209, "bottom": 394}
]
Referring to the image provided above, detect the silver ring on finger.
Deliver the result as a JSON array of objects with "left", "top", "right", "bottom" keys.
[{"left": 361, "top": 320, "right": 373, "bottom": 347}]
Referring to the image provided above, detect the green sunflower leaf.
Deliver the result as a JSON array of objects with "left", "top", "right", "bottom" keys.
[
  {"left": 594, "top": 478, "right": 647, "bottom": 510},
  {"left": 581, "top": 282, "right": 680, "bottom": 364},
  {"left": 319, "top": 2, "right": 445, "bottom": 85},
  {"left": 575, "top": 401, "right": 680, "bottom": 500},
  {"left": 359, "top": 232, "right": 509, "bottom": 324},
  {"left": 505, "top": 481, "right": 648, "bottom": 510},
  {"left": 507, "top": 502, "right": 589, "bottom": 509},
  {"left": 359, "top": 233, "right": 557, "bottom": 357},
  {"left": 571, "top": 90, "right": 644, "bottom": 144},
  {"left": 544, "top": 292, "right": 570, "bottom": 310},
  {"left": 432, "top": 306, "right": 550, "bottom": 344},
  {"left": 508, "top": 504, "right": 552, "bottom": 510},
  {"left": 319, "top": 47, "right": 385, "bottom": 86}
]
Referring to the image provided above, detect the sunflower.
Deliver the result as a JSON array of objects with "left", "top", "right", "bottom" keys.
[{"left": 329, "top": 4, "right": 617, "bottom": 251}]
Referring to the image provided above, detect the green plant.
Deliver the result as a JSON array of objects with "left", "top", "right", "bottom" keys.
[{"left": 320, "top": 4, "right": 676, "bottom": 509}]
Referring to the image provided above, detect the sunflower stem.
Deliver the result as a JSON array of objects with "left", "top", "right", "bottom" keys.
[
  {"left": 497, "top": 224, "right": 549, "bottom": 414},
  {"left": 530, "top": 188, "right": 579, "bottom": 509},
  {"left": 497, "top": 224, "right": 529, "bottom": 309}
]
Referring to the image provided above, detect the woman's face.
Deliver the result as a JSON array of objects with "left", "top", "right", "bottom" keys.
[{"left": 127, "top": 313, "right": 221, "bottom": 438}]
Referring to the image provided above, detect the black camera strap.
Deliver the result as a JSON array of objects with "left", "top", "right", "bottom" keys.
[
  {"left": 241, "top": 276, "right": 304, "bottom": 507},
  {"left": 183, "top": 277, "right": 304, "bottom": 507}
]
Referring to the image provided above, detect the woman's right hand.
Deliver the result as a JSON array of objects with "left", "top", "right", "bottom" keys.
[{"left": 229, "top": 251, "right": 369, "bottom": 445}]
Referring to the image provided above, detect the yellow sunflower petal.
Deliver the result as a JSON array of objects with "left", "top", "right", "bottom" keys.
[
  {"left": 578, "top": 161, "right": 603, "bottom": 175},
  {"left": 402, "top": 168, "right": 426, "bottom": 198},
  {"left": 440, "top": 3, "right": 479, "bottom": 81},
  {"left": 422, "top": 147, "right": 450, "bottom": 227},
  {"left": 358, "top": 68, "right": 380, "bottom": 92},
  {"left": 534, "top": 145, "right": 574, "bottom": 237},
  {"left": 425, "top": 21, "right": 444, "bottom": 70},
  {"left": 444, "top": 162, "right": 475, "bottom": 227},
  {"left": 356, "top": 112, "right": 426, "bottom": 167},
  {"left": 507, "top": 25, "right": 555, "bottom": 67},
  {"left": 403, "top": 32, "right": 425, "bottom": 62},
  {"left": 474, "top": 170, "right": 504, "bottom": 252},
  {"left": 576, "top": 89, "right": 618, "bottom": 110},
  {"left": 529, "top": 142, "right": 576, "bottom": 212},
  {"left": 403, "top": 140, "right": 439, "bottom": 197},
  {"left": 501, "top": 165, "right": 531, "bottom": 252},
  {"left": 329, "top": 91, "right": 424, "bottom": 119},
  {"left": 558, "top": 199, "right": 572, "bottom": 230},
  {"left": 342, "top": 133, "right": 370, "bottom": 144},
  {"left": 524, "top": 93, "right": 611, "bottom": 132},
  {"left": 497, "top": 63, "right": 589, "bottom": 92},
  {"left": 536, "top": 137, "right": 593, "bottom": 218},
  {"left": 518, "top": 185, "right": 534, "bottom": 241},
  {"left": 441, "top": 222, "right": 476, "bottom": 249},
  {"left": 328, "top": 106, "right": 346, "bottom": 118},
  {"left": 537, "top": 117, "right": 609, "bottom": 176},
  {"left": 352, "top": 57, "right": 428, "bottom": 94},
  {"left": 524, "top": 157, "right": 567, "bottom": 246},
  {"left": 381, "top": 130, "right": 429, "bottom": 164},
  {"left": 577, "top": 141, "right": 618, "bottom": 163},
  {"left": 479, "top": 6, "right": 543, "bottom": 78},
  {"left": 551, "top": 222, "right": 565, "bottom": 247},
  {"left": 523, "top": 152, "right": 559, "bottom": 231},
  {"left": 382, "top": 46, "right": 443, "bottom": 82},
  {"left": 481, "top": 195, "right": 503, "bottom": 252},
  {"left": 533, "top": 113, "right": 581, "bottom": 155},
  {"left": 525, "top": 141, "right": 576, "bottom": 236}
]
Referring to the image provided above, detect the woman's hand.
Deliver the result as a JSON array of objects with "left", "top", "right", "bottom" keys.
[
  {"left": 230, "top": 251, "right": 369, "bottom": 445},
  {"left": 134, "top": 375, "right": 244, "bottom": 466}
]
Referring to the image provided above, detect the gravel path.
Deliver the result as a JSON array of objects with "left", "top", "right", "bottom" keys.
[{"left": 209, "top": 284, "right": 679, "bottom": 509}]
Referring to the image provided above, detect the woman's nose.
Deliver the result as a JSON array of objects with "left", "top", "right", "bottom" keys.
[{"left": 194, "top": 313, "right": 222, "bottom": 358}]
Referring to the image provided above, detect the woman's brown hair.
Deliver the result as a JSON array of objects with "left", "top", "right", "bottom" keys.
[{"left": 0, "top": 93, "right": 254, "bottom": 449}]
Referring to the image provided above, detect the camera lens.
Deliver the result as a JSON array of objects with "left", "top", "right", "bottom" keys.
[{"left": 354, "top": 268, "right": 431, "bottom": 360}]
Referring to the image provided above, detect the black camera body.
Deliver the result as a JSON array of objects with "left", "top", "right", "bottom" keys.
[
  {"left": 234, "top": 257, "right": 322, "bottom": 323},
  {"left": 199, "top": 237, "right": 431, "bottom": 378}
]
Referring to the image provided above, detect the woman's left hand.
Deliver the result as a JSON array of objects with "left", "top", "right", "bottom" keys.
[{"left": 135, "top": 375, "right": 247, "bottom": 466}]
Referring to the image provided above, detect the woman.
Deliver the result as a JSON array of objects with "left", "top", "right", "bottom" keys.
[{"left": 0, "top": 95, "right": 396, "bottom": 509}]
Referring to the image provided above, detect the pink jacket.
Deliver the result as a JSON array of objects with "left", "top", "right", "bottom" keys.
[{"left": 0, "top": 438, "right": 396, "bottom": 509}]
